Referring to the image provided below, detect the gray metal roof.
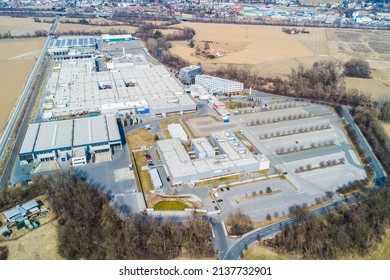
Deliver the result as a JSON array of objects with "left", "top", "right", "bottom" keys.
[
  {"left": 34, "top": 120, "right": 73, "bottom": 151},
  {"left": 106, "top": 115, "right": 121, "bottom": 142},
  {"left": 19, "top": 123, "right": 39, "bottom": 154},
  {"left": 73, "top": 116, "right": 108, "bottom": 146},
  {"left": 20, "top": 116, "right": 121, "bottom": 156}
]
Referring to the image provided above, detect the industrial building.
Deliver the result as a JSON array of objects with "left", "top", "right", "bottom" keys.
[
  {"left": 101, "top": 34, "right": 134, "bottom": 42},
  {"left": 18, "top": 115, "right": 122, "bottom": 164},
  {"left": 178, "top": 65, "right": 203, "bottom": 84},
  {"left": 191, "top": 138, "right": 215, "bottom": 159},
  {"left": 195, "top": 75, "right": 243, "bottom": 95},
  {"left": 47, "top": 37, "right": 96, "bottom": 59},
  {"left": 157, "top": 130, "right": 269, "bottom": 186},
  {"left": 43, "top": 56, "right": 196, "bottom": 118},
  {"left": 168, "top": 123, "right": 188, "bottom": 142}
]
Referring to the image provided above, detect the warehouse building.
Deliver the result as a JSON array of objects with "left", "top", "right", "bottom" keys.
[
  {"left": 43, "top": 56, "right": 196, "bottom": 119},
  {"left": 178, "top": 65, "right": 203, "bottom": 84},
  {"left": 157, "top": 130, "right": 269, "bottom": 186},
  {"left": 47, "top": 37, "right": 96, "bottom": 59},
  {"left": 195, "top": 75, "right": 243, "bottom": 95},
  {"left": 19, "top": 115, "right": 121, "bottom": 164},
  {"left": 101, "top": 34, "right": 134, "bottom": 42}
]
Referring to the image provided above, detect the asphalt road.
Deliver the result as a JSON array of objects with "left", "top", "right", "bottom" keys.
[
  {"left": 222, "top": 197, "right": 352, "bottom": 260},
  {"left": 342, "top": 106, "right": 387, "bottom": 186}
]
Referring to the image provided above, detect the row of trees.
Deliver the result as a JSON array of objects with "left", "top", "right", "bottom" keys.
[
  {"left": 352, "top": 106, "right": 390, "bottom": 173},
  {"left": 43, "top": 172, "right": 214, "bottom": 260},
  {"left": 0, "top": 30, "right": 48, "bottom": 39},
  {"left": 0, "top": 177, "right": 45, "bottom": 213},
  {"left": 57, "top": 28, "right": 130, "bottom": 37},
  {"left": 137, "top": 24, "right": 195, "bottom": 70},
  {"left": 208, "top": 60, "right": 373, "bottom": 108},
  {"left": 269, "top": 180, "right": 390, "bottom": 259}
]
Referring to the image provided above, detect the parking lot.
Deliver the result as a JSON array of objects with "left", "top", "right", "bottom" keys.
[
  {"left": 231, "top": 98, "right": 367, "bottom": 200},
  {"left": 216, "top": 178, "right": 315, "bottom": 222}
]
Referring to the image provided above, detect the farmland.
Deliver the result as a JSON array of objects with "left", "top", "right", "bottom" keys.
[
  {"left": 0, "top": 16, "right": 51, "bottom": 36},
  {"left": 0, "top": 38, "right": 45, "bottom": 136},
  {"left": 170, "top": 22, "right": 390, "bottom": 99}
]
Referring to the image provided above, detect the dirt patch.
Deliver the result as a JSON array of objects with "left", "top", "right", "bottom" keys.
[
  {"left": 1, "top": 220, "right": 62, "bottom": 260},
  {"left": 0, "top": 38, "right": 45, "bottom": 136},
  {"left": 171, "top": 22, "right": 311, "bottom": 67},
  {"left": 243, "top": 243, "right": 292, "bottom": 260}
]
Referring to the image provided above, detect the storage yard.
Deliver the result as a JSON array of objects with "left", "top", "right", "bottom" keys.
[{"left": 231, "top": 97, "right": 367, "bottom": 195}]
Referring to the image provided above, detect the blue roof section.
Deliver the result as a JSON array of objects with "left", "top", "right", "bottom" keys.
[
  {"left": 48, "top": 38, "right": 97, "bottom": 49},
  {"left": 22, "top": 200, "right": 39, "bottom": 210}
]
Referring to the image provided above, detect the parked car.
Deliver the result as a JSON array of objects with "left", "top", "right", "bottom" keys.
[{"left": 145, "top": 154, "right": 153, "bottom": 162}]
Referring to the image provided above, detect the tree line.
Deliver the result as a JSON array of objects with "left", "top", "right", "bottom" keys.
[
  {"left": 137, "top": 24, "right": 195, "bottom": 70},
  {"left": 352, "top": 106, "right": 390, "bottom": 174},
  {"left": 0, "top": 176, "right": 46, "bottom": 213},
  {"left": 0, "top": 30, "right": 48, "bottom": 39},
  {"left": 42, "top": 171, "right": 214, "bottom": 260},
  {"left": 56, "top": 28, "right": 130, "bottom": 37}
]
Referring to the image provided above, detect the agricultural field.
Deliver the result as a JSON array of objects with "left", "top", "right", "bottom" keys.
[
  {"left": 57, "top": 23, "right": 137, "bottom": 34},
  {"left": 0, "top": 38, "right": 45, "bottom": 136},
  {"left": 170, "top": 22, "right": 390, "bottom": 99},
  {"left": 171, "top": 22, "right": 310, "bottom": 71},
  {"left": 0, "top": 16, "right": 51, "bottom": 36}
]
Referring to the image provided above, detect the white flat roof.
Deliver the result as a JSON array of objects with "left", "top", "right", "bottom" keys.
[
  {"left": 191, "top": 137, "right": 214, "bottom": 154},
  {"left": 46, "top": 57, "right": 196, "bottom": 116}
]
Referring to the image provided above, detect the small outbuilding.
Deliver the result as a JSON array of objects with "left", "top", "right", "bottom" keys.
[{"left": 3, "top": 200, "right": 40, "bottom": 224}]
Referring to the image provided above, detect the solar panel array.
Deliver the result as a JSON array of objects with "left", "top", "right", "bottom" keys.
[{"left": 48, "top": 37, "right": 96, "bottom": 49}]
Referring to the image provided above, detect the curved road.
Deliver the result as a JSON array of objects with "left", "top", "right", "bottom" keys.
[
  {"left": 341, "top": 106, "right": 386, "bottom": 186},
  {"left": 222, "top": 197, "right": 352, "bottom": 260}
]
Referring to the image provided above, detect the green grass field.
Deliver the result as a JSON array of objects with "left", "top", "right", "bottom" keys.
[
  {"left": 153, "top": 201, "right": 189, "bottom": 211},
  {"left": 372, "top": 231, "right": 390, "bottom": 260}
]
